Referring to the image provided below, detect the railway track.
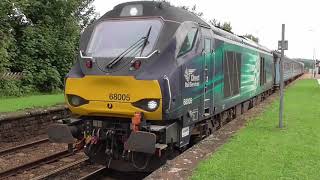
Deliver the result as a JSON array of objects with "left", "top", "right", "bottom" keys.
[
  {"left": 33, "top": 159, "right": 107, "bottom": 180},
  {"left": 78, "top": 166, "right": 106, "bottom": 180},
  {"left": 0, "top": 137, "right": 71, "bottom": 179},
  {"left": 0, "top": 138, "right": 49, "bottom": 156},
  {"left": 30, "top": 157, "right": 91, "bottom": 180},
  {"left": 0, "top": 149, "right": 74, "bottom": 179},
  {"left": 0, "top": 139, "right": 108, "bottom": 180},
  {"left": 0, "top": 137, "right": 131, "bottom": 180},
  {"left": 27, "top": 154, "right": 147, "bottom": 180}
]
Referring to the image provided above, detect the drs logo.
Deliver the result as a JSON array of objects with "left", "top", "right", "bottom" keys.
[{"left": 109, "top": 93, "right": 130, "bottom": 101}]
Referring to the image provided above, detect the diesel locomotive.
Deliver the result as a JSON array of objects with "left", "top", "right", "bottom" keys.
[{"left": 48, "top": 1, "right": 304, "bottom": 172}]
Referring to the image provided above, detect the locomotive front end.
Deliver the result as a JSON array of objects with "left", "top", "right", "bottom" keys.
[{"left": 64, "top": 14, "right": 166, "bottom": 120}]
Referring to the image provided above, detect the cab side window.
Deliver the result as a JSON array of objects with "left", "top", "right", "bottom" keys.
[{"left": 178, "top": 28, "right": 198, "bottom": 57}]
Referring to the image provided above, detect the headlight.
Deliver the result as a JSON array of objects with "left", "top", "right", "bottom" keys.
[
  {"left": 120, "top": 4, "right": 143, "bottom": 16},
  {"left": 147, "top": 100, "right": 158, "bottom": 110},
  {"left": 67, "top": 94, "right": 89, "bottom": 107},
  {"left": 132, "top": 99, "right": 160, "bottom": 112}
]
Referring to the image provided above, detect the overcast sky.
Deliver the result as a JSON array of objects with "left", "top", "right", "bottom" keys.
[{"left": 93, "top": 0, "right": 320, "bottom": 59}]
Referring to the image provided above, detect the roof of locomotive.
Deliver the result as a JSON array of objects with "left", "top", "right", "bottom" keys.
[
  {"left": 99, "top": 1, "right": 209, "bottom": 25},
  {"left": 97, "top": 1, "right": 272, "bottom": 54}
]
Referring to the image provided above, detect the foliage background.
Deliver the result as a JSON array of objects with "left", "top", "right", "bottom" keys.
[{"left": 0, "top": 0, "right": 96, "bottom": 97}]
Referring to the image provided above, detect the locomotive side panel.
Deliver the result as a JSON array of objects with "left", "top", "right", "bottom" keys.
[
  {"left": 212, "top": 37, "right": 274, "bottom": 114},
  {"left": 179, "top": 27, "right": 215, "bottom": 126}
]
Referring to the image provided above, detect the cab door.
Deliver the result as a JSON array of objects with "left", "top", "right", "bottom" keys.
[{"left": 201, "top": 28, "right": 214, "bottom": 117}]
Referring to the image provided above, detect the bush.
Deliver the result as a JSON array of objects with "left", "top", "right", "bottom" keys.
[
  {"left": 0, "top": 79, "right": 23, "bottom": 97},
  {"left": 33, "top": 67, "right": 62, "bottom": 92}
]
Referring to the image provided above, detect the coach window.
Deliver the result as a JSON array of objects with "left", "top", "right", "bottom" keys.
[{"left": 178, "top": 28, "right": 198, "bottom": 57}]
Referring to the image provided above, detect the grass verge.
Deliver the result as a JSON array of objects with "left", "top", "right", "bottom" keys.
[
  {"left": 192, "top": 79, "right": 320, "bottom": 180},
  {"left": 0, "top": 93, "right": 64, "bottom": 113}
]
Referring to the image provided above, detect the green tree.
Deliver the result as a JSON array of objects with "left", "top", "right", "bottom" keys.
[
  {"left": 209, "top": 19, "right": 220, "bottom": 28},
  {"left": 75, "top": 0, "right": 98, "bottom": 30},
  {"left": 221, "top": 22, "right": 232, "bottom": 33},
  {"left": 209, "top": 19, "right": 233, "bottom": 33},
  {"left": 0, "top": 0, "right": 96, "bottom": 95},
  {"left": 0, "top": 1, "right": 16, "bottom": 72},
  {"left": 244, "top": 34, "right": 259, "bottom": 43},
  {"left": 190, "top": 5, "right": 203, "bottom": 17}
]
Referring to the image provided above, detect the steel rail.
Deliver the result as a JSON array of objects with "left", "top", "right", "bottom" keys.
[
  {"left": 78, "top": 166, "right": 107, "bottom": 180},
  {"left": 0, "top": 149, "right": 76, "bottom": 179},
  {"left": 0, "top": 138, "right": 49, "bottom": 156},
  {"left": 31, "top": 157, "right": 89, "bottom": 180}
]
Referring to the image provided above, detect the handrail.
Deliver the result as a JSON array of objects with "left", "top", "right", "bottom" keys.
[
  {"left": 134, "top": 50, "right": 160, "bottom": 59},
  {"left": 79, "top": 50, "right": 93, "bottom": 59}
]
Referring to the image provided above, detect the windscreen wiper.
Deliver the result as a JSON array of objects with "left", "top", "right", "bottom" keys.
[
  {"left": 139, "top": 26, "right": 152, "bottom": 56},
  {"left": 106, "top": 26, "right": 153, "bottom": 69},
  {"left": 106, "top": 37, "right": 145, "bottom": 69}
]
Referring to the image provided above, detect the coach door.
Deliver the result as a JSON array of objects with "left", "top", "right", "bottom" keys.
[{"left": 202, "top": 28, "right": 214, "bottom": 117}]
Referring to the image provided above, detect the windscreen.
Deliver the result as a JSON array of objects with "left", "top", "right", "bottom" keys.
[{"left": 86, "top": 19, "right": 162, "bottom": 58}]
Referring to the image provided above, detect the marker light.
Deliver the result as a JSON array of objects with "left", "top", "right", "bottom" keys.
[
  {"left": 132, "top": 60, "right": 141, "bottom": 70},
  {"left": 85, "top": 59, "right": 93, "bottom": 68}
]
